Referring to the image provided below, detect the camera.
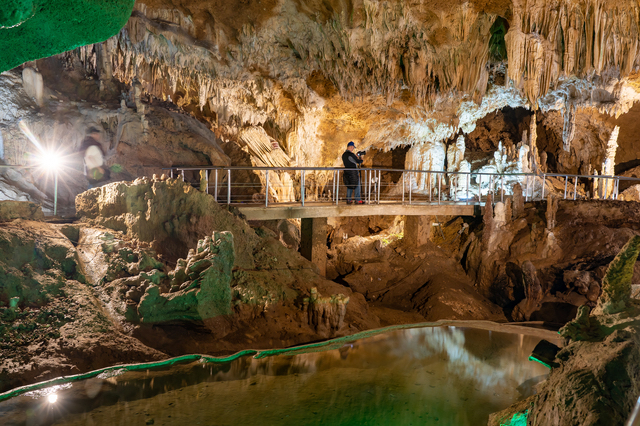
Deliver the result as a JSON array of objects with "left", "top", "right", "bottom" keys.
[{"left": 357, "top": 150, "right": 366, "bottom": 156}]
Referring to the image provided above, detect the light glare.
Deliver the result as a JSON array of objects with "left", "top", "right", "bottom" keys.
[
  {"left": 36, "top": 150, "right": 63, "bottom": 172},
  {"left": 48, "top": 393, "right": 58, "bottom": 404}
]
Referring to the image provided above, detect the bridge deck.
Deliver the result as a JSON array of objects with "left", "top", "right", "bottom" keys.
[{"left": 237, "top": 202, "right": 477, "bottom": 220}]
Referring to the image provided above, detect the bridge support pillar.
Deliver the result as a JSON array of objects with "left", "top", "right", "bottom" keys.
[
  {"left": 301, "top": 217, "right": 327, "bottom": 276},
  {"left": 404, "top": 215, "right": 433, "bottom": 247}
]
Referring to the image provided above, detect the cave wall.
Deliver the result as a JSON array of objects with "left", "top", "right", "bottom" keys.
[
  {"left": 44, "top": 0, "right": 640, "bottom": 171},
  {"left": 3, "top": 0, "right": 640, "bottom": 211}
]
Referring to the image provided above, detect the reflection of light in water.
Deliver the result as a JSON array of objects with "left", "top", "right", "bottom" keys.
[
  {"left": 24, "top": 383, "right": 72, "bottom": 399},
  {"left": 387, "top": 327, "right": 538, "bottom": 391},
  {"left": 47, "top": 393, "right": 58, "bottom": 404}
]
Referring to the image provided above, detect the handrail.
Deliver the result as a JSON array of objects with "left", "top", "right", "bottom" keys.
[
  {"left": 160, "top": 165, "right": 640, "bottom": 207},
  {"left": 161, "top": 165, "right": 640, "bottom": 182}
]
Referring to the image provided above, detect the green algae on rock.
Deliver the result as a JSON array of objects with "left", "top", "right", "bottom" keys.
[
  {"left": 137, "top": 232, "right": 234, "bottom": 323},
  {"left": 594, "top": 235, "right": 640, "bottom": 315},
  {"left": 559, "top": 235, "right": 640, "bottom": 342},
  {"left": 0, "top": 0, "right": 135, "bottom": 73}
]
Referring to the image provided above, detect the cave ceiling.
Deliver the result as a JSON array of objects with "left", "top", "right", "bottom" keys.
[{"left": 4, "top": 0, "right": 640, "bottom": 170}]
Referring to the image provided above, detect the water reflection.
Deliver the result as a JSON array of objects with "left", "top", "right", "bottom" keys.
[{"left": 0, "top": 326, "right": 551, "bottom": 426}]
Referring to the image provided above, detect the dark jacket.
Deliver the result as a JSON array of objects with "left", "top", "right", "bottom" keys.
[{"left": 342, "top": 150, "right": 363, "bottom": 189}]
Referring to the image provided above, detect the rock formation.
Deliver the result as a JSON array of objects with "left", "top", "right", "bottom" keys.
[
  {"left": 5, "top": 1, "right": 640, "bottom": 421},
  {"left": 598, "top": 125, "right": 619, "bottom": 199},
  {"left": 508, "top": 236, "right": 640, "bottom": 425}
]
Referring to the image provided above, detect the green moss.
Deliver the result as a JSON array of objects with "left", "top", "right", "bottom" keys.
[
  {"left": 0, "top": 0, "right": 35, "bottom": 29},
  {"left": 0, "top": 0, "right": 135, "bottom": 73},
  {"left": 597, "top": 235, "right": 640, "bottom": 314},
  {"left": 500, "top": 410, "right": 528, "bottom": 426},
  {"left": 381, "top": 232, "right": 403, "bottom": 246}
]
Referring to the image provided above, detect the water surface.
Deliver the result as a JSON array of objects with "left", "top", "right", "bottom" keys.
[{"left": 1, "top": 324, "right": 552, "bottom": 426}]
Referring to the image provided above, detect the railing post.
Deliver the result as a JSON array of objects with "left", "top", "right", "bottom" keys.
[
  {"left": 53, "top": 171, "right": 58, "bottom": 217},
  {"left": 478, "top": 174, "right": 482, "bottom": 203},
  {"left": 205, "top": 170, "right": 209, "bottom": 194},
  {"left": 332, "top": 170, "right": 336, "bottom": 202},
  {"left": 181, "top": 170, "right": 185, "bottom": 182},
  {"left": 301, "top": 170, "right": 306, "bottom": 206},
  {"left": 170, "top": 169, "right": 174, "bottom": 179},
  {"left": 214, "top": 169, "right": 218, "bottom": 202},
  {"left": 368, "top": 169, "right": 372, "bottom": 203},
  {"left": 438, "top": 172, "right": 441, "bottom": 204},
  {"left": 563, "top": 175, "right": 568, "bottom": 199},
  {"left": 227, "top": 169, "right": 231, "bottom": 205},
  {"left": 428, "top": 172, "right": 432, "bottom": 202},
  {"left": 490, "top": 175, "right": 494, "bottom": 202},
  {"left": 265, "top": 170, "right": 270, "bottom": 207},
  {"left": 402, "top": 172, "right": 405, "bottom": 204},
  {"left": 466, "top": 172, "right": 470, "bottom": 205},
  {"left": 615, "top": 177, "right": 620, "bottom": 199},
  {"left": 377, "top": 170, "right": 381, "bottom": 204},
  {"left": 409, "top": 172, "right": 412, "bottom": 205},
  {"left": 525, "top": 175, "right": 529, "bottom": 202},
  {"left": 541, "top": 173, "right": 546, "bottom": 200},
  {"left": 500, "top": 175, "right": 504, "bottom": 203},
  {"left": 573, "top": 176, "right": 577, "bottom": 200},
  {"left": 336, "top": 170, "right": 340, "bottom": 205}
]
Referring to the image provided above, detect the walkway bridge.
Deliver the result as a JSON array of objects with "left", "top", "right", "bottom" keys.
[{"left": 167, "top": 165, "right": 639, "bottom": 275}]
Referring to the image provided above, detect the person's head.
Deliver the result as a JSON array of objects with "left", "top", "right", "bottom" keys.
[
  {"left": 86, "top": 126, "right": 102, "bottom": 142},
  {"left": 347, "top": 141, "right": 355, "bottom": 152}
]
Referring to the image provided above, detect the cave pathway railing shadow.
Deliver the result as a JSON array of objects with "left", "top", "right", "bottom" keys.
[{"left": 165, "top": 166, "right": 640, "bottom": 209}]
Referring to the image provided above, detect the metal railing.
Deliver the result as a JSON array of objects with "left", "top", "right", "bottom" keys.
[{"left": 164, "top": 166, "right": 640, "bottom": 208}]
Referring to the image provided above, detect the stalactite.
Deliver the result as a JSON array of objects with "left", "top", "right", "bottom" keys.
[
  {"left": 506, "top": 0, "right": 640, "bottom": 106},
  {"left": 239, "top": 127, "right": 295, "bottom": 202}
]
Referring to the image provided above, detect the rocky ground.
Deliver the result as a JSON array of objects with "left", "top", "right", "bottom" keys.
[
  {"left": 2, "top": 182, "right": 640, "bottom": 425},
  {"left": 2, "top": 179, "right": 385, "bottom": 393},
  {"left": 0, "top": 218, "right": 163, "bottom": 392}
]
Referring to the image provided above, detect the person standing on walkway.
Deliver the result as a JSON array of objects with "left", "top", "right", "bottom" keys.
[
  {"left": 79, "top": 127, "right": 110, "bottom": 188},
  {"left": 342, "top": 141, "right": 364, "bottom": 204}
]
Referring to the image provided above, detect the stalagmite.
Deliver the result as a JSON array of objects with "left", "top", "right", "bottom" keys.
[
  {"left": 546, "top": 195, "right": 558, "bottom": 230},
  {"left": 599, "top": 126, "right": 620, "bottom": 199},
  {"left": 447, "top": 136, "right": 471, "bottom": 200},
  {"left": 528, "top": 112, "right": 540, "bottom": 173},
  {"left": 404, "top": 141, "right": 445, "bottom": 194},
  {"left": 562, "top": 105, "right": 576, "bottom": 151},
  {"left": 512, "top": 183, "right": 524, "bottom": 218},
  {"left": 447, "top": 136, "right": 466, "bottom": 173}
]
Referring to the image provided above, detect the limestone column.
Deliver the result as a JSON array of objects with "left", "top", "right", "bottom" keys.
[
  {"left": 600, "top": 126, "right": 620, "bottom": 199},
  {"left": 301, "top": 217, "right": 327, "bottom": 276},
  {"left": 404, "top": 215, "right": 432, "bottom": 248}
]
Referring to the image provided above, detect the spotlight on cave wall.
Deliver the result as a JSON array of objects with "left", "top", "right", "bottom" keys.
[{"left": 33, "top": 148, "right": 64, "bottom": 216}]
